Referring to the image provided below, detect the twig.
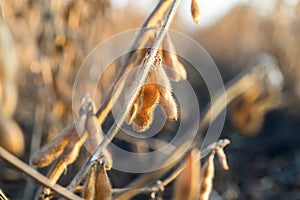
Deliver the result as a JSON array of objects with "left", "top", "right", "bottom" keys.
[
  {"left": 0, "top": 146, "right": 82, "bottom": 200},
  {"left": 0, "top": 189, "right": 8, "bottom": 200},
  {"left": 67, "top": 0, "right": 180, "bottom": 191},
  {"left": 23, "top": 103, "right": 45, "bottom": 200}
]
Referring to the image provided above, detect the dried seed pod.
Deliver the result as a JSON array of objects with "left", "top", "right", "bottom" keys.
[
  {"left": 83, "top": 165, "right": 96, "bottom": 200},
  {"left": 212, "top": 139, "right": 230, "bottom": 170},
  {"left": 0, "top": 116, "right": 24, "bottom": 156},
  {"left": 30, "top": 124, "right": 74, "bottom": 168},
  {"left": 37, "top": 134, "right": 87, "bottom": 200},
  {"left": 132, "top": 76, "right": 160, "bottom": 132},
  {"left": 48, "top": 132, "right": 88, "bottom": 183},
  {"left": 95, "top": 165, "right": 112, "bottom": 200},
  {"left": 191, "top": 0, "right": 201, "bottom": 24},
  {"left": 157, "top": 65, "right": 178, "bottom": 120},
  {"left": 127, "top": 96, "right": 139, "bottom": 125},
  {"left": 199, "top": 153, "right": 215, "bottom": 200},
  {"left": 230, "top": 81, "right": 281, "bottom": 136},
  {"left": 86, "top": 101, "right": 104, "bottom": 151},
  {"left": 162, "top": 34, "right": 186, "bottom": 82},
  {"left": 216, "top": 148, "right": 229, "bottom": 170},
  {"left": 85, "top": 101, "right": 113, "bottom": 169},
  {"left": 59, "top": 134, "right": 85, "bottom": 169},
  {"left": 173, "top": 149, "right": 201, "bottom": 200}
]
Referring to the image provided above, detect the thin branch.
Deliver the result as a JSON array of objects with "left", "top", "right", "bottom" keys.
[
  {"left": 23, "top": 103, "right": 45, "bottom": 200},
  {"left": 0, "top": 146, "right": 82, "bottom": 200},
  {"left": 0, "top": 189, "right": 8, "bottom": 200},
  {"left": 68, "top": 0, "right": 180, "bottom": 191}
]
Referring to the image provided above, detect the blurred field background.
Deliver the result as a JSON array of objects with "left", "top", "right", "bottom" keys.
[{"left": 0, "top": 0, "right": 300, "bottom": 199}]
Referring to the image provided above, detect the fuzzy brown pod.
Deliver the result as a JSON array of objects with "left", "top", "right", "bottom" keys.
[
  {"left": 31, "top": 95, "right": 89, "bottom": 168},
  {"left": 49, "top": 133, "right": 87, "bottom": 182},
  {"left": 85, "top": 100, "right": 113, "bottom": 170},
  {"left": 161, "top": 33, "right": 187, "bottom": 82},
  {"left": 95, "top": 164, "right": 112, "bottom": 200},
  {"left": 173, "top": 149, "right": 201, "bottom": 200},
  {"left": 199, "top": 153, "right": 215, "bottom": 200},
  {"left": 191, "top": 0, "right": 201, "bottom": 24},
  {"left": 126, "top": 53, "right": 178, "bottom": 132},
  {"left": 30, "top": 124, "right": 75, "bottom": 168},
  {"left": 0, "top": 115, "right": 24, "bottom": 156},
  {"left": 83, "top": 165, "right": 96, "bottom": 200},
  {"left": 157, "top": 63, "right": 178, "bottom": 121},
  {"left": 132, "top": 82, "right": 160, "bottom": 132},
  {"left": 34, "top": 129, "right": 88, "bottom": 200}
]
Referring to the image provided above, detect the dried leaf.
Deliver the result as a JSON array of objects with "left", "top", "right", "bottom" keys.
[
  {"left": 199, "top": 153, "right": 215, "bottom": 200},
  {"left": 173, "top": 149, "right": 201, "bottom": 200},
  {"left": 95, "top": 165, "right": 112, "bottom": 200},
  {"left": 191, "top": 0, "right": 201, "bottom": 24}
]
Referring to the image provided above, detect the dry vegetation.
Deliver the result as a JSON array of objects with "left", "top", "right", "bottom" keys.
[{"left": 0, "top": 0, "right": 299, "bottom": 200}]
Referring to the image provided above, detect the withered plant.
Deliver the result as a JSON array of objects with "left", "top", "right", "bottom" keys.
[{"left": 0, "top": 0, "right": 286, "bottom": 200}]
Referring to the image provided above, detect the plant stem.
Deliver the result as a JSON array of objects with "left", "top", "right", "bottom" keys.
[
  {"left": 68, "top": 0, "right": 180, "bottom": 191},
  {"left": 0, "top": 146, "right": 82, "bottom": 200}
]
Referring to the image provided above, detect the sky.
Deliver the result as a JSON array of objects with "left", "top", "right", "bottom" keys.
[
  {"left": 109, "top": 0, "right": 299, "bottom": 30},
  {"left": 110, "top": 0, "right": 248, "bottom": 28}
]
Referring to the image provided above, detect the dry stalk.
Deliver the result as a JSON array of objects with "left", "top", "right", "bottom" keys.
[
  {"left": 0, "top": 146, "right": 82, "bottom": 200},
  {"left": 0, "top": 189, "right": 8, "bottom": 200}
]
